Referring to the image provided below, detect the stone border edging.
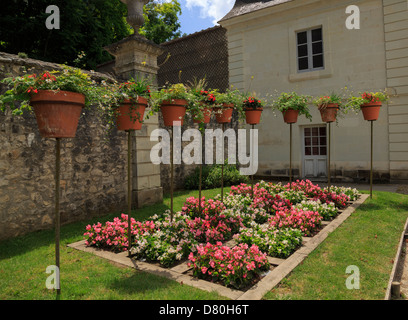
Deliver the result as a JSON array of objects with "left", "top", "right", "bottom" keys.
[
  {"left": 384, "top": 216, "right": 408, "bottom": 300},
  {"left": 68, "top": 194, "right": 369, "bottom": 300}
]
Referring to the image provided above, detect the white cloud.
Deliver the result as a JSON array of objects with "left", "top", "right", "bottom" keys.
[{"left": 185, "top": 0, "right": 235, "bottom": 24}]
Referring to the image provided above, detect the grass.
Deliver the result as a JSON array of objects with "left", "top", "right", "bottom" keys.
[
  {"left": 0, "top": 187, "right": 230, "bottom": 300},
  {"left": 264, "top": 191, "right": 408, "bottom": 300},
  {"left": 1, "top": 187, "right": 407, "bottom": 300}
]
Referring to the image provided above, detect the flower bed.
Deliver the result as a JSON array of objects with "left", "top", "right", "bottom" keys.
[
  {"left": 187, "top": 242, "right": 270, "bottom": 290},
  {"left": 83, "top": 180, "right": 359, "bottom": 289}
]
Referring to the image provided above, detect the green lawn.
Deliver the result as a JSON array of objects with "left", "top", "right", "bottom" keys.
[
  {"left": 0, "top": 187, "right": 407, "bottom": 300},
  {"left": 265, "top": 191, "right": 408, "bottom": 300}
]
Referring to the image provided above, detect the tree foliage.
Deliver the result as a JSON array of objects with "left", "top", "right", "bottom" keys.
[
  {"left": 0, "top": 0, "right": 183, "bottom": 69},
  {"left": 139, "top": 0, "right": 183, "bottom": 44},
  {"left": 0, "top": 0, "right": 131, "bottom": 69}
]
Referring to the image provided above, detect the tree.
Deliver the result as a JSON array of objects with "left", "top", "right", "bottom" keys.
[
  {"left": 139, "top": 0, "right": 183, "bottom": 44},
  {"left": 0, "top": 0, "right": 131, "bottom": 69}
]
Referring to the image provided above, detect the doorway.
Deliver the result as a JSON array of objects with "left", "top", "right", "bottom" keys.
[{"left": 302, "top": 126, "right": 327, "bottom": 179}]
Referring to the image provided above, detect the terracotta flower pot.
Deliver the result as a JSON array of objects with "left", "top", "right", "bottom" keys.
[
  {"left": 360, "top": 102, "right": 382, "bottom": 121},
  {"left": 116, "top": 97, "right": 147, "bottom": 131},
  {"left": 215, "top": 104, "right": 234, "bottom": 123},
  {"left": 30, "top": 90, "right": 85, "bottom": 138},
  {"left": 244, "top": 108, "right": 263, "bottom": 125},
  {"left": 282, "top": 108, "right": 299, "bottom": 124},
  {"left": 160, "top": 99, "right": 188, "bottom": 126},
  {"left": 193, "top": 105, "right": 212, "bottom": 124},
  {"left": 319, "top": 103, "right": 339, "bottom": 123}
]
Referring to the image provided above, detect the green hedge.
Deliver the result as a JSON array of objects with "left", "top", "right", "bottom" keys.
[{"left": 184, "top": 163, "right": 249, "bottom": 190}]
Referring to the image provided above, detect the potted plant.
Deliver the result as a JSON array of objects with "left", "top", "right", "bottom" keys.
[
  {"left": 346, "top": 90, "right": 389, "bottom": 121},
  {"left": 313, "top": 93, "right": 343, "bottom": 123},
  {"left": 0, "top": 65, "right": 108, "bottom": 138},
  {"left": 187, "top": 78, "right": 215, "bottom": 124},
  {"left": 273, "top": 92, "right": 312, "bottom": 124},
  {"left": 242, "top": 95, "right": 264, "bottom": 125},
  {"left": 213, "top": 88, "right": 243, "bottom": 124},
  {"left": 150, "top": 83, "right": 192, "bottom": 126},
  {"left": 107, "top": 78, "right": 151, "bottom": 131}
]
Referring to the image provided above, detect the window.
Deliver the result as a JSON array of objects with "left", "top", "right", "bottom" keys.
[
  {"left": 296, "top": 27, "right": 324, "bottom": 72},
  {"left": 304, "top": 126, "right": 327, "bottom": 156}
]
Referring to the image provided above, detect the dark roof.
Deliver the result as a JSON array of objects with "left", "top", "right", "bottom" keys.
[{"left": 219, "top": 0, "right": 294, "bottom": 22}]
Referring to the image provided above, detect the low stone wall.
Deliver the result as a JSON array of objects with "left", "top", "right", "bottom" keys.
[{"left": 0, "top": 52, "right": 129, "bottom": 241}]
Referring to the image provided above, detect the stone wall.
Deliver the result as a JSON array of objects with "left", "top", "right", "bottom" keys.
[{"left": 0, "top": 52, "right": 129, "bottom": 241}]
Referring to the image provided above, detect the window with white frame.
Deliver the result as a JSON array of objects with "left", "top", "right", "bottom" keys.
[{"left": 296, "top": 27, "right": 324, "bottom": 72}]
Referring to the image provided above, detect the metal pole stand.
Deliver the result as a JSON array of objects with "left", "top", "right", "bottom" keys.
[
  {"left": 198, "top": 124, "right": 205, "bottom": 215},
  {"left": 55, "top": 138, "right": 61, "bottom": 296},
  {"left": 127, "top": 130, "right": 134, "bottom": 256},
  {"left": 170, "top": 126, "right": 174, "bottom": 221},
  {"left": 221, "top": 123, "right": 225, "bottom": 202},
  {"left": 289, "top": 123, "right": 292, "bottom": 189},
  {"left": 327, "top": 122, "right": 331, "bottom": 191},
  {"left": 251, "top": 124, "right": 255, "bottom": 199},
  {"left": 370, "top": 120, "right": 374, "bottom": 199}
]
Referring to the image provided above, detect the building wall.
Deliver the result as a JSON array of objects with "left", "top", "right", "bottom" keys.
[
  {"left": 383, "top": 0, "right": 408, "bottom": 181},
  {"left": 221, "top": 0, "right": 399, "bottom": 182}
]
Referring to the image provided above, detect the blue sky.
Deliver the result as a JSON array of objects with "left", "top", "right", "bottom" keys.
[{"left": 176, "top": 0, "right": 235, "bottom": 36}]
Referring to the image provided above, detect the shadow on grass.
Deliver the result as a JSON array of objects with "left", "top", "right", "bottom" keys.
[{"left": 108, "top": 271, "right": 174, "bottom": 298}]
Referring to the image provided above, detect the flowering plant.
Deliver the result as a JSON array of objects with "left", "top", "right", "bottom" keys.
[
  {"left": 268, "top": 208, "right": 323, "bottom": 236},
  {"left": 83, "top": 213, "right": 156, "bottom": 252},
  {"left": 100, "top": 77, "right": 152, "bottom": 130},
  {"left": 312, "top": 92, "right": 343, "bottom": 109},
  {"left": 148, "top": 83, "right": 195, "bottom": 118},
  {"left": 131, "top": 212, "right": 198, "bottom": 267},
  {"left": 272, "top": 92, "right": 312, "bottom": 121},
  {"left": 0, "top": 65, "right": 110, "bottom": 115},
  {"left": 234, "top": 223, "right": 303, "bottom": 258},
  {"left": 294, "top": 199, "right": 338, "bottom": 221},
  {"left": 346, "top": 90, "right": 390, "bottom": 111},
  {"left": 243, "top": 96, "right": 264, "bottom": 110},
  {"left": 188, "top": 242, "right": 270, "bottom": 289}
]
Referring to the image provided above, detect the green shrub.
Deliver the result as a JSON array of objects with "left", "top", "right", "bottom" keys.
[{"left": 184, "top": 163, "right": 249, "bottom": 190}]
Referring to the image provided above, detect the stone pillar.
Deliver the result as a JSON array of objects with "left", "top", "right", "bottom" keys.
[{"left": 105, "top": 33, "right": 164, "bottom": 208}]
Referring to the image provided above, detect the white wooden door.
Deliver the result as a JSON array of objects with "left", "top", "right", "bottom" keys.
[{"left": 302, "top": 126, "right": 327, "bottom": 178}]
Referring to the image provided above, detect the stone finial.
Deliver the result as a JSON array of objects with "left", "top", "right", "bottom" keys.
[{"left": 120, "top": 0, "right": 151, "bottom": 33}]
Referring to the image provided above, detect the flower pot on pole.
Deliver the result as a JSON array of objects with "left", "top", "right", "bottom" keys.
[
  {"left": 160, "top": 99, "right": 187, "bottom": 126},
  {"left": 282, "top": 110, "right": 298, "bottom": 187},
  {"left": 31, "top": 89, "right": 86, "bottom": 296},
  {"left": 214, "top": 104, "right": 233, "bottom": 202},
  {"left": 318, "top": 103, "right": 339, "bottom": 123},
  {"left": 244, "top": 108, "right": 263, "bottom": 125},
  {"left": 116, "top": 99, "right": 147, "bottom": 256},
  {"left": 282, "top": 108, "right": 299, "bottom": 124},
  {"left": 116, "top": 97, "right": 147, "bottom": 131},
  {"left": 317, "top": 103, "right": 338, "bottom": 190},
  {"left": 360, "top": 102, "right": 381, "bottom": 121}
]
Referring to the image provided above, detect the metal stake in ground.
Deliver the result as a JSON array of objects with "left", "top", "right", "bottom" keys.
[
  {"left": 127, "top": 130, "right": 134, "bottom": 256},
  {"left": 55, "top": 138, "right": 61, "bottom": 296},
  {"left": 370, "top": 120, "right": 373, "bottom": 199}
]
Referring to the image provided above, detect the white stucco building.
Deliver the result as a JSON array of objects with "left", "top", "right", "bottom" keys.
[{"left": 219, "top": 0, "right": 408, "bottom": 183}]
